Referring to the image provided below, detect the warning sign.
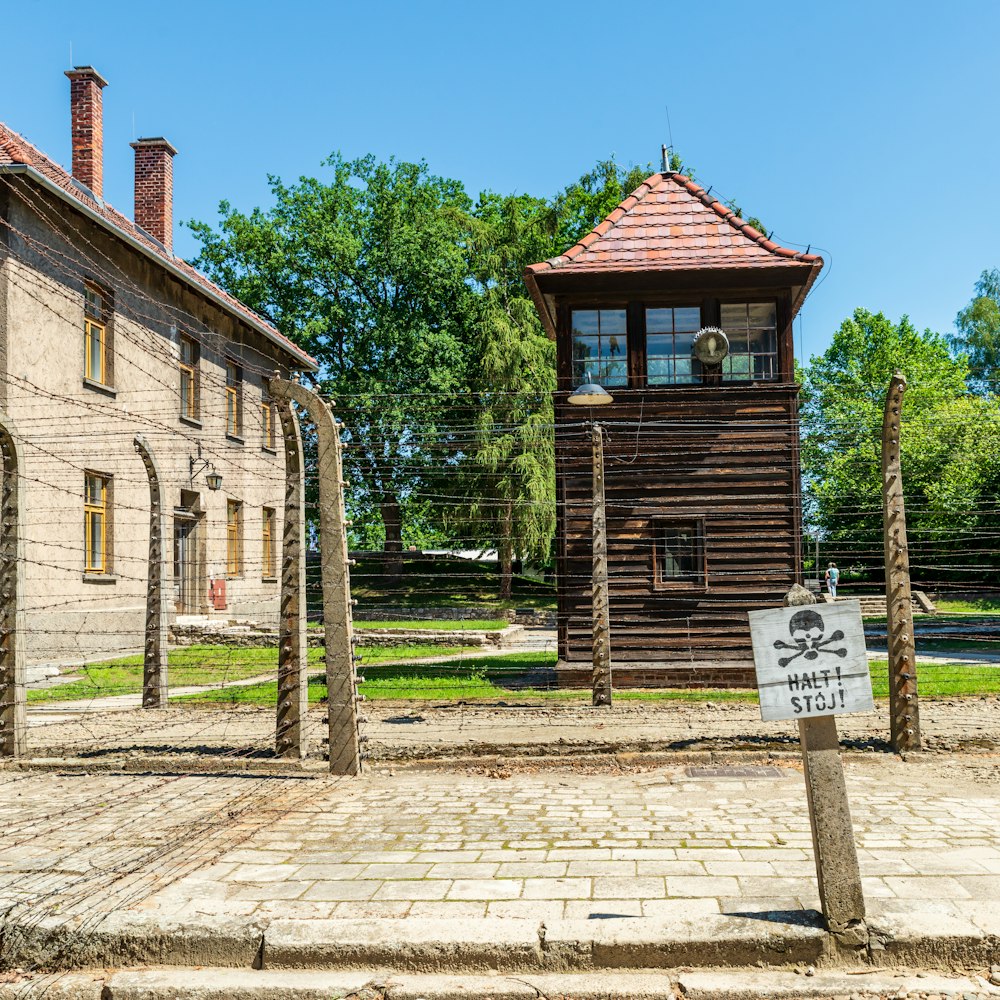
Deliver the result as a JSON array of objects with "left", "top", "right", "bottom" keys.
[{"left": 748, "top": 600, "right": 874, "bottom": 722}]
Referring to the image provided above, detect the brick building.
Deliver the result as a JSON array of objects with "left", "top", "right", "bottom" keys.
[{"left": 0, "top": 67, "right": 317, "bottom": 673}]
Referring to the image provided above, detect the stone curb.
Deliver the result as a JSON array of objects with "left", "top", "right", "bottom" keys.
[
  {"left": 2, "top": 910, "right": 998, "bottom": 976},
  {"left": 0, "top": 913, "right": 265, "bottom": 971},
  {"left": 261, "top": 915, "right": 831, "bottom": 972}
]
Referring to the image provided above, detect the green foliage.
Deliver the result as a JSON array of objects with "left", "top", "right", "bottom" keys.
[
  {"left": 553, "top": 158, "right": 653, "bottom": 250},
  {"left": 189, "top": 154, "right": 476, "bottom": 561},
  {"left": 187, "top": 148, "right": 765, "bottom": 592},
  {"left": 952, "top": 268, "right": 1000, "bottom": 389},
  {"left": 800, "top": 308, "right": 1000, "bottom": 580},
  {"left": 449, "top": 192, "right": 558, "bottom": 595}
]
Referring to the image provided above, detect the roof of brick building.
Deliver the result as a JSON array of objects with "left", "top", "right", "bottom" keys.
[
  {"left": 525, "top": 171, "right": 823, "bottom": 335},
  {"left": 0, "top": 122, "right": 318, "bottom": 371}
]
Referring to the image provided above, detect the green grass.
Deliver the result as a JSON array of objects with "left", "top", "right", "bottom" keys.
[
  {"left": 173, "top": 650, "right": 1000, "bottom": 705},
  {"left": 28, "top": 643, "right": 464, "bottom": 703},
  {"left": 915, "top": 638, "right": 1000, "bottom": 654},
  {"left": 933, "top": 598, "right": 1000, "bottom": 615}
]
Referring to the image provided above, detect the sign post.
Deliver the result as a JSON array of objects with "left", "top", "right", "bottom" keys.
[{"left": 749, "top": 588, "right": 870, "bottom": 950}]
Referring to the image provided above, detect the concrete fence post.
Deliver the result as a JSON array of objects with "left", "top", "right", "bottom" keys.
[
  {"left": 268, "top": 384, "right": 308, "bottom": 759},
  {"left": 591, "top": 423, "right": 612, "bottom": 707},
  {"left": 784, "top": 584, "right": 867, "bottom": 950},
  {"left": 268, "top": 378, "right": 361, "bottom": 776},
  {"left": 882, "top": 370, "right": 920, "bottom": 752},
  {"left": 0, "top": 413, "right": 26, "bottom": 757},
  {"left": 133, "top": 434, "right": 168, "bottom": 709}
]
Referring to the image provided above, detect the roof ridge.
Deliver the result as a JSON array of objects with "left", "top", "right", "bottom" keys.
[
  {"left": 666, "top": 172, "right": 821, "bottom": 264},
  {"left": 524, "top": 169, "right": 825, "bottom": 339},
  {"left": 532, "top": 170, "right": 821, "bottom": 274}
]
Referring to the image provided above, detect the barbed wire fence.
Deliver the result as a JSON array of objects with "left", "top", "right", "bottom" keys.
[
  {"left": 0, "top": 378, "right": 996, "bottom": 768},
  {"left": 0, "top": 172, "right": 999, "bottom": 773}
]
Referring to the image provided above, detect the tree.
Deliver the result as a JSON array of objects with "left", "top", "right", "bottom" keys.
[
  {"left": 953, "top": 268, "right": 1000, "bottom": 389},
  {"left": 188, "top": 154, "right": 476, "bottom": 580},
  {"left": 800, "top": 308, "right": 1000, "bottom": 582},
  {"left": 553, "top": 158, "right": 653, "bottom": 250},
  {"left": 447, "top": 192, "right": 558, "bottom": 598}
]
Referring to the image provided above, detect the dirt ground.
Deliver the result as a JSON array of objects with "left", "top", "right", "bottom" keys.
[{"left": 21, "top": 694, "right": 1000, "bottom": 770}]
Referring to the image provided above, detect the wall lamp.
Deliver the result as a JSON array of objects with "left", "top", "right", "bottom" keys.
[{"left": 189, "top": 442, "right": 223, "bottom": 491}]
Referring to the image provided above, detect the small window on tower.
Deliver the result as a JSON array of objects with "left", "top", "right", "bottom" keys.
[
  {"left": 653, "top": 518, "right": 706, "bottom": 589},
  {"left": 570, "top": 309, "right": 628, "bottom": 387},
  {"left": 645, "top": 306, "right": 702, "bottom": 385},
  {"left": 720, "top": 302, "right": 778, "bottom": 381}
]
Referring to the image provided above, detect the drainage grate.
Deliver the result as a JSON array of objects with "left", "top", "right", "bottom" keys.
[{"left": 685, "top": 765, "right": 785, "bottom": 779}]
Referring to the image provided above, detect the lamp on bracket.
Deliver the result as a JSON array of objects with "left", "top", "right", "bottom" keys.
[
  {"left": 189, "top": 442, "right": 223, "bottom": 491},
  {"left": 567, "top": 371, "right": 614, "bottom": 406}
]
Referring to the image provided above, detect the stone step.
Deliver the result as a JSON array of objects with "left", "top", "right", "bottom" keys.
[
  {"left": 824, "top": 595, "right": 929, "bottom": 617},
  {"left": 5, "top": 967, "right": 993, "bottom": 1000}
]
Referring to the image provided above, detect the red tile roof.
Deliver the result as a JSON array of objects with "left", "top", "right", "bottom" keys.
[
  {"left": 525, "top": 171, "right": 823, "bottom": 335},
  {"left": 0, "top": 122, "right": 318, "bottom": 371}
]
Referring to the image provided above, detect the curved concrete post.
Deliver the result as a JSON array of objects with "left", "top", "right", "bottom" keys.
[
  {"left": 268, "top": 377, "right": 361, "bottom": 776},
  {"left": 270, "top": 391, "right": 308, "bottom": 759},
  {"left": 134, "top": 434, "right": 169, "bottom": 708},
  {"left": 881, "top": 371, "right": 920, "bottom": 752},
  {"left": 0, "top": 412, "right": 26, "bottom": 757}
]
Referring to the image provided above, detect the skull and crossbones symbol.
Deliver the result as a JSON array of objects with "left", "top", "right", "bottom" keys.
[{"left": 772, "top": 609, "right": 848, "bottom": 668}]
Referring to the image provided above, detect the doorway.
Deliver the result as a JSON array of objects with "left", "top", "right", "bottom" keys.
[{"left": 173, "top": 490, "right": 205, "bottom": 613}]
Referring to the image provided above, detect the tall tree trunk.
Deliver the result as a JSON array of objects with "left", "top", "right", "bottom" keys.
[
  {"left": 499, "top": 500, "right": 514, "bottom": 600},
  {"left": 381, "top": 496, "right": 404, "bottom": 584}
]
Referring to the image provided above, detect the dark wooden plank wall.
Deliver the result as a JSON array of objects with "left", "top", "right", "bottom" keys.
[{"left": 554, "top": 384, "right": 802, "bottom": 687}]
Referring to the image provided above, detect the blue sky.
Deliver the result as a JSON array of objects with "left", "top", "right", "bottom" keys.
[{"left": 4, "top": 0, "right": 997, "bottom": 361}]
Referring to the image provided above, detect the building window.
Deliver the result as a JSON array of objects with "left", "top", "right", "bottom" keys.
[
  {"left": 262, "top": 506, "right": 276, "bottom": 578},
  {"left": 653, "top": 518, "right": 705, "bottom": 589},
  {"left": 179, "top": 335, "right": 200, "bottom": 419},
  {"left": 645, "top": 307, "right": 702, "bottom": 385},
  {"left": 84, "top": 283, "right": 113, "bottom": 386},
  {"left": 226, "top": 360, "right": 243, "bottom": 438},
  {"left": 227, "top": 499, "right": 243, "bottom": 576},
  {"left": 84, "top": 472, "right": 111, "bottom": 573},
  {"left": 261, "top": 387, "right": 275, "bottom": 451},
  {"left": 720, "top": 302, "right": 778, "bottom": 381},
  {"left": 570, "top": 309, "right": 628, "bottom": 387}
]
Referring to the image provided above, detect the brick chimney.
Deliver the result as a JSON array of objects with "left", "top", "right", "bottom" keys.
[
  {"left": 65, "top": 66, "right": 108, "bottom": 198},
  {"left": 130, "top": 137, "right": 177, "bottom": 253}
]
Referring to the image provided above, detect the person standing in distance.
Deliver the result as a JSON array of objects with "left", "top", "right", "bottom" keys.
[{"left": 824, "top": 562, "right": 840, "bottom": 600}]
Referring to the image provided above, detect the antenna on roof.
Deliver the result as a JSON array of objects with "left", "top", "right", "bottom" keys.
[{"left": 661, "top": 144, "right": 670, "bottom": 172}]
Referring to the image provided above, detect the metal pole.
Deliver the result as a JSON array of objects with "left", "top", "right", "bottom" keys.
[
  {"left": 134, "top": 434, "right": 168, "bottom": 708},
  {"left": 269, "top": 378, "right": 361, "bottom": 775},
  {"left": 882, "top": 371, "right": 920, "bottom": 752},
  {"left": 269, "top": 388, "right": 308, "bottom": 759},
  {"left": 591, "top": 423, "right": 612, "bottom": 707},
  {"left": 0, "top": 413, "right": 25, "bottom": 757}
]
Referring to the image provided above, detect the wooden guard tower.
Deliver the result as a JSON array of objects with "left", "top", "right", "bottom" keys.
[{"left": 525, "top": 167, "right": 824, "bottom": 686}]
